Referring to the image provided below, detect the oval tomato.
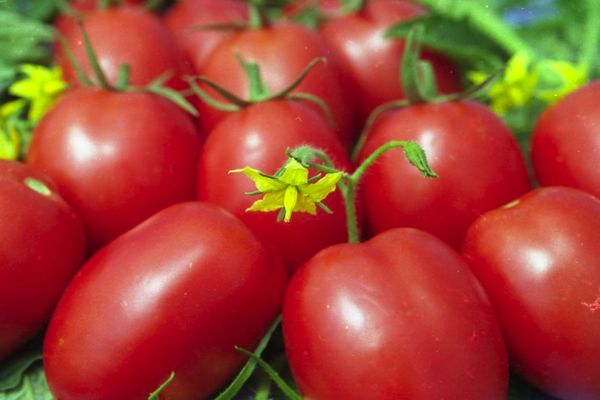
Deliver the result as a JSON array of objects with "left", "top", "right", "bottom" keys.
[
  {"left": 164, "top": 0, "right": 249, "bottom": 72},
  {"left": 531, "top": 81, "right": 600, "bottom": 199},
  {"left": 0, "top": 160, "right": 86, "bottom": 360},
  {"left": 461, "top": 186, "right": 600, "bottom": 399},
  {"left": 283, "top": 227, "right": 508, "bottom": 399},
  {"left": 357, "top": 100, "right": 531, "bottom": 248},
  {"left": 195, "top": 22, "right": 357, "bottom": 148},
  {"left": 44, "top": 202, "right": 287, "bottom": 400},
  {"left": 55, "top": 7, "right": 192, "bottom": 90},
  {"left": 27, "top": 88, "right": 201, "bottom": 249},
  {"left": 197, "top": 100, "right": 352, "bottom": 273},
  {"left": 319, "top": 0, "right": 461, "bottom": 122}
]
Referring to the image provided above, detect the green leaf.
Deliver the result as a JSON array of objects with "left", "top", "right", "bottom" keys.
[
  {"left": 0, "top": 11, "right": 56, "bottom": 69},
  {"left": 0, "top": 345, "right": 53, "bottom": 400},
  {"left": 386, "top": 15, "right": 506, "bottom": 71},
  {"left": 396, "top": 141, "right": 438, "bottom": 178},
  {"left": 0, "top": 0, "right": 58, "bottom": 22}
]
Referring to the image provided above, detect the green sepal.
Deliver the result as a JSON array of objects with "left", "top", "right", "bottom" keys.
[
  {"left": 147, "top": 371, "right": 175, "bottom": 400},
  {"left": 78, "top": 20, "right": 111, "bottom": 89},
  {"left": 236, "top": 54, "right": 271, "bottom": 102},
  {"left": 145, "top": 82, "right": 199, "bottom": 117},
  {"left": 340, "top": 0, "right": 365, "bottom": 14},
  {"left": 396, "top": 141, "right": 438, "bottom": 178},
  {"left": 24, "top": 177, "right": 52, "bottom": 197},
  {"left": 115, "top": 63, "right": 131, "bottom": 91},
  {"left": 214, "top": 316, "right": 282, "bottom": 400},
  {"left": 235, "top": 347, "right": 302, "bottom": 400}
]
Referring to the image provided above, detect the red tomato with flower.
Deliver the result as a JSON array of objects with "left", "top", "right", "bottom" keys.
[{"left": 198, "top": 100, "right": 352, "bottom": 273}]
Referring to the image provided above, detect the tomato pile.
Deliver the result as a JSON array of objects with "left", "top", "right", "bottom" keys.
[{"left": 1, "top": 0, "right": 600, "bottom": 399}]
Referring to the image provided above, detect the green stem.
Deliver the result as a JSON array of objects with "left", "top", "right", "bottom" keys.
[
  {"left": 580, "top": 0, "right": 600, "bottom": 72},
  {"left": 340, "top": 178, "right": 360, "bottom": 243},
  {"left": 248, "top": 1, "right": 264, "bottom": 30}
]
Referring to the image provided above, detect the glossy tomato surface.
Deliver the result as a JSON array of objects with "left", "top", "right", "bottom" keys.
[
  {"left": 320, "top": 0, "right": 461, "bottom": 122},
  {"left": 197, "top": 100, "right": 352, "bottom": 273},
  {"left": 0, "top": 161, "right": 86, "bottom": 360},
  {"left": 164, "top": 0, "right": 249, "bottom": 72},
  {"left": 27, "top": 88, "right": 201, "bottom": 249},
  {"left": 283, "top": 228, "right": 508, "bottom": 399},
  {"left": 531, "top": 81, "right": 600, "bottom": 198},
  {"left": 44, "top": 202, "right": 287, "bottom": 400},
  {"left": 56, "top": 7, "right": 192, "bottom": 90},
  {"left": 461, "top": 187, "right": 600, "bottom": 399},
  {"left": 357, "top": 100, "right": 531, "bottom": 248},
  {"left": 195, "top": 22, "right": 357, "bottom": 148}
]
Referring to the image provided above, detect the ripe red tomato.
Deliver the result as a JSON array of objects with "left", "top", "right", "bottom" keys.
[
  {"left": 44, "top": 202, "right": 287, "bottom": 400},
  {"left": 27, "top": 88, "right": 201, "bottom": 249},
  {"left": 531, "top": 81, "right": 600, "bottom": 199},
  {"left": 0, "top": 160, "right": 86, "bottom": 360},
  {"left": 283, "top": 227, "right": 508, "bottom": 399},
  {"left": 461, "top": 187, "right": 600, "bottom": 399},
  {"left": 164, "top": 0, "right": 249, "bottom": 72},
  {"left": 197, "top": 100, "right": 352, "bottom": 273},
  {"left": 319, "top": 0, "right": 462, "bottom": 121},
  {"left": 55, "top": 7, "right": 192, "bottom": 90},
  {"left": 356, "top": 100, "right": 531, "bottom": 248},
  {"left": 194, "top": 22, "right": 358, "bottom": 148}
]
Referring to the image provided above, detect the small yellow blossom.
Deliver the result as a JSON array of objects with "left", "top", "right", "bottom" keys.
[
  {"left": 536, "top": 60, "right": 588, "bottom": 104},
  {"left": 468, "top": 51, "right": 538, "bottom": 115},
  {"left": 230, "top": 159, "right": 342, "bottom": 222},
  {"left": 0, "top": 100, "right": 26, "bottom": 160},
  {"left": 9, "top": 64, "right": 67, "bottom": 122}
]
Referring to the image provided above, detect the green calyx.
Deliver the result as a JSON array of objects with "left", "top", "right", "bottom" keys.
[
  {"left": 188, "top": 55, "right": 333, "bottom": 125},
  {"left": 56, "top": 22, "right": 197, "bottom": 116},
  {"left": 24, "top": 177, "right": 52, "bottom": 197},
  {"left": 351, "top": 24, "right": 501, "bottom": 160}
]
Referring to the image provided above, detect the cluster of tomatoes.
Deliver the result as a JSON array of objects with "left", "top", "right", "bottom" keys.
[{"left": 2, "top": 0, "right": 600, "bottom": 399}]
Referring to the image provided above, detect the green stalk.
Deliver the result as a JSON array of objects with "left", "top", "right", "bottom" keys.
[{"left": 580, "top": 0, "right": 600, "bottom": 72}]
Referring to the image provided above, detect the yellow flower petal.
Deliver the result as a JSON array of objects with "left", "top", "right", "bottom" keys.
[
  {"left": 247, "top": 191, "right": 286, "bottom": 212},
  {"left": 300, "top": 171, "right": 342, "bottom": 202},
  {"left": 283, "top": 185, "right": 299, "bottom": 222},
  {"left": 295, "top": 193, "right": 317, "bottom": 215},
  {"left": 229, "top": 167, "right": 287, "bottom": 192},
  {"left": 278, "top": 159, "right": 308, "bottom": 186},
  {"left": 0, "top": 128, "right": 21, "bottom": 160}
]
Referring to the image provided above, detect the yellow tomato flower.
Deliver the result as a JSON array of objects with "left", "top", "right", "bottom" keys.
[
  {"left": 468, "top": 51, "right": 538, "bottom": 115},
  {"left": 9, "top": 64, "right": 67, "bottom": 122},
  {"left": 230, "top": 158, "right": 343, "bottom": 222},
  {"left": 536, "top": 60, "right": 588, "bottom": 104},
  {"left": 0, "top": 100, "right": 26, "bottom": 160}
]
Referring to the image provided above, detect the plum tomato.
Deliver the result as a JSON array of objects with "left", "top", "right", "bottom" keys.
[
  {"left": 194, "top": 22, "right": 358, "bottom": 148},
  {"left": 197, "top": 100, "right": 352, "bottom": 273},
  {"left": 283, "top": 227, "right": 508, "bottom": 399},
  {"left": 55, "top": 6, "right": 192, "bottom": 91},
  {"left": 319, "top": 0, "right": 462, "bottom": 122},
  {"left": 164, "top": 0, "right": 249, "bottom": 72},
  {"left": 356, "top": 100, "right": 531, "bottom": 248},
  {"left": 0, "top": 160, "right": 86, "bottom": 360},
  {"left": 461, "top": 186, "right": 600, "bottom": 399},
  {"left": 531, "top": 81, "right": 600, "bottom": 199},
  {"left": 43, "top": 202, "right": 287, "bottom": 400},
  {"left": 26, "top": 87, "right": 201, "bottom": 249}
]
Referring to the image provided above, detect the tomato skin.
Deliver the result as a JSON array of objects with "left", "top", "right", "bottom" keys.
[
  {"left": 164, "top": 0, "right": 249, "bottom": 72},
  {"left": 531, "top": 81, "right": 600, "bottom": 198},
  {"left": 195, "top": 22, "right": 357, "bottom": 148},
  {"left": 283, "top": 228, "right": 508, "bottom": 399},
  {"left": 44, "top": 202, "right": 287, "bottom": 400},
  {"left": 320, "top": 0, "right": 461, "bottom": 122},
  {"left": 461, "top": 187, "right": 600, "bottom": 399},
  {"left": 0, "top": 161, "right": 86, "bottom": 360},
  {"left": 357, "top": 100, "right": 531, "bottom": 248},
  {"left": 56, "top": 7, "right": 192, "bottom": 90},
  {"left": 27, "top": 88, "right": 201, "bottom": 249},
  {"left": 197, "top": 100, "right": 352, "bottom": 272}
]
